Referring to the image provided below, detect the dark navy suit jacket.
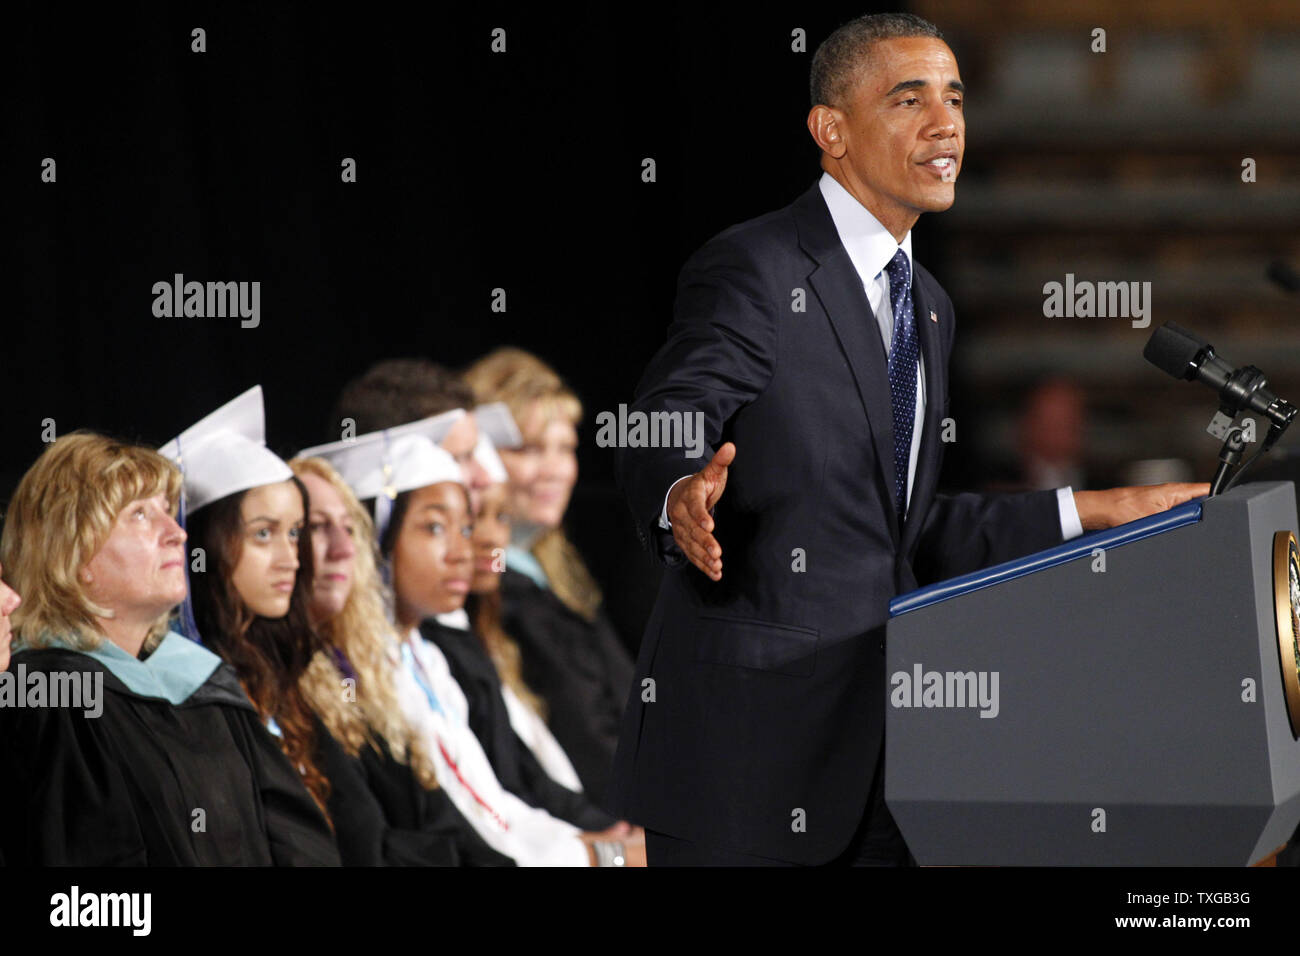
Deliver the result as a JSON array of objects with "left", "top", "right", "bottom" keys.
[{"left": 609, "top": 181, "right": 1063, "bottom": 863}]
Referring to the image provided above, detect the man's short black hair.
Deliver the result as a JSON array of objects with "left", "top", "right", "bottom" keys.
[
  {"left": 810, "top": 12, "right": 946, "bottom": 110},
  {"left": 330, "top": 357, "right": 475, "bottom": 437}
]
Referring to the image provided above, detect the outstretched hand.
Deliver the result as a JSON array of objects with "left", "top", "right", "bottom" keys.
[
  {"left": 667, "top": 442, "right": 736, "bottom": 581},
  {"left": 1073, "top": 482, "right": 1210, "bottom": 531}
]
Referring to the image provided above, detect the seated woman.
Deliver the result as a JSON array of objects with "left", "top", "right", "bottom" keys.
[
  {"left": 0, "top": 431, "right": 339, "bottom": 865},
  {"left": 0, "top": 562, "right": 19, "bottom": 672},
  {"left": 303, "top": 417, "right": 644, "bottom": 865},
  {"left": 164, "top": 388, "right": 335, "bottom": 822},
  {"left": 330, "top": 365, "right": 629, "bottom": 814},
  {"left": 464, "top": 347, "right": 635, "bottom": 804},
  {"left": 168, "top": 389, "right": 460, "bottom": 865},
  {"left": 290, "top": 455, "right": 512, "bottom": 866},
  {"left": 465, "top": 429, "right": 583, "bottom": 791},
  {"left": 388, "top": 445, "right": 621, "bottom": 837}
]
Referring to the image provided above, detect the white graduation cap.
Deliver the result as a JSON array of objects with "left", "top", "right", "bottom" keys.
[
  {"left": 473, "top": 432, "right": 509, "bottom": 485},
  {"left": 473, "top": 402, "right": 523, "bottom": 449},
  {"left": 297, "top": 409, "right": 466, "bottom": 498},
  {"left": 296, "top": 410, "right": 467, "bottom": 538},
  {"left": 158, "top": 386, "right": 293, "bottom": 512}
]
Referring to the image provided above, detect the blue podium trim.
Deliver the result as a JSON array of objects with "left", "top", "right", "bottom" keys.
[{"left": 890, "top": 497, "right": 1204, "bottom": 617}]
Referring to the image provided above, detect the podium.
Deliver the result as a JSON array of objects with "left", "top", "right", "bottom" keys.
[{"left": 885, "top": 481, "right": 1300, "bottom": 865}]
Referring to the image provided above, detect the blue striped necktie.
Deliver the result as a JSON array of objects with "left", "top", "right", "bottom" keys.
[{"left": 885, "top": 249, "right": 919, "bottom": 518}]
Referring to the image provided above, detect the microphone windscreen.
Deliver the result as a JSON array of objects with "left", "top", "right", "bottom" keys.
[{"left": 1144, "top": 322, "right": 1208, "bottom": 380}]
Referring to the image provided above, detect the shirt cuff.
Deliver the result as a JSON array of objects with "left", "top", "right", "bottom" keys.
[
  {"left": 1057, "top": 486, "right": 1084, "bottom": 541},
  {"left": 658, "top": 475, "right": 694, "bottom": 530}
]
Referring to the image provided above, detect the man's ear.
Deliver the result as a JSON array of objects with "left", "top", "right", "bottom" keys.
[{"left": 807, "top": 105, "right": 848, "bottom": 160}]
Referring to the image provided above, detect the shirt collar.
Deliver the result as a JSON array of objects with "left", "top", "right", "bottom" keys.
[
  {"left": 435, "top": 609, "right": 470, "bottom": 631},
  {"left": 817, "top": 171, "right": 913, "bottom": 288},
  {"left": 505, "top": 545, "right": 549, "bottom": 589}
]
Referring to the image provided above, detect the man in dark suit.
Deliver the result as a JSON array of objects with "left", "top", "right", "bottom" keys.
[{"left": 608, "top": 12, "right": 1207, "bottom": 866}]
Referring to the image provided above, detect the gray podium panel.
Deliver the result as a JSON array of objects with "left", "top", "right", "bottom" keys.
[{"left": 885, "top": 481, "right": 1300, "bottom": 865}]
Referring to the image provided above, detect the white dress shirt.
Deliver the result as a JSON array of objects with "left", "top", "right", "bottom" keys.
[
  {"left": 818, "top": 171, "right": 926, "bottom": 514},
  {"left": 661, "top": 173, "right": 1083, "bottom": 541}
]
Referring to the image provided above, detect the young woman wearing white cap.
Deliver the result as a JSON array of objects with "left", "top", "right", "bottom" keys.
[
  {"left": 184, "top": 473, "right": 337, "bottom": 817},
  {"left": 160, "top": 387, "right": 337, "bottom": 822},
  {"left": 290, "top": 455, "right": 513, "bottom": 865},
  {"left": 303, "top": 417, "right": 644, "bottom": 865}
]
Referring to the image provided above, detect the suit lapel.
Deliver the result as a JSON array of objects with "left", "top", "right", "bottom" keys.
[{"left": 794, "top": 185, "right": 901, "bottom": 543}]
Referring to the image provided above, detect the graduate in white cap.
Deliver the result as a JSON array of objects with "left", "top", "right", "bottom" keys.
[
  {"left": 169, "top": 388, "right": 476, "bottom": 865},
  {"left": 330, "top": 358, "right": 492, "bottom": 511},
  {"left": 0, "top": 430, "right": 339, "bottom": 865},
  {"left": 380, "top": 442, "right": 626, "bottom": 834},
  {"left": 160, "top": 386, "right": 338, "bottom": 820},
  {"left": 304, "top": 417, "right": 644, "bottom": 865},
  {"left": 288, "top": 453, "right": 513, "bottom": 865}
]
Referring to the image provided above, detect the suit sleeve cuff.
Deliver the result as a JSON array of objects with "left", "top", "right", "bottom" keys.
[{"left": 1057, "top": 486, "right": 1083, "bottom": 541}]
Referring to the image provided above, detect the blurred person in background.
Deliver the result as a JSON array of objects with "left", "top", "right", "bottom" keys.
[
  {"left": 464, "top": 347, "right": 634, "bottom": 806},
  {"left": 465, "top": 430, "right": 586, "bottom": 792},
  {"left": 984, "top": 377, "right": 1089, "bottom": 493},
  {"left": 1017, "top": 378, "right": 1088, "bottom": 491}
]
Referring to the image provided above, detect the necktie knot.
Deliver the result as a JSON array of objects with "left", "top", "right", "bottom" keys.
[{"left": 885, "top": 249, "right": 911, "bottom": 299}]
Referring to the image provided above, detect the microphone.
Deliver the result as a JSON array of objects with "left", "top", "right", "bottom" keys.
[{"left": 1143, "top": 322, "right": 1296, "bottom": 430}]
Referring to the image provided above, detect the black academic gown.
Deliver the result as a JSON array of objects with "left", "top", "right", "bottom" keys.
[
  {"left": 313, "top": 722, "right": 514, "bottom": 866},
  {"left": 498, "top": 569, "right": 634, "bottom": 805},
  {"left": 0, "top": 648, "right": 340, "bottom": 866},
  {"left": 419, "top": 618, "right": 616, "bottom": 832}
]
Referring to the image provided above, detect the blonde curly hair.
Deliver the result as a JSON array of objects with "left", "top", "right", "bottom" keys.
[
  {"left": 291, "top": 456, "right": 438, "bottom": 790},
  {"left": 462, "top": 347, "right": 602, "bottom": 622}
]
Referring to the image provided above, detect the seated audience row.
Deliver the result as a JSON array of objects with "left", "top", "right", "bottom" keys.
[{"left": 0, "top": 348, "right": 643, "bottom": 866}]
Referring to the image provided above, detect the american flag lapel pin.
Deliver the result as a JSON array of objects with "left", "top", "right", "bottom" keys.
[{"left": 929, "top": 310, "right": 938, "bottom": 323}]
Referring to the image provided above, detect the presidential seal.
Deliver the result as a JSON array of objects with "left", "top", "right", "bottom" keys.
[{"left": 1272, "top": 531, "right": 1300, "bottom": 739}]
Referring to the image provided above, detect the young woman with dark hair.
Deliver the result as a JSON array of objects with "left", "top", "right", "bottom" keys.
[{"left": 186, "top": 475, "right": 335, "bottom": 816}]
